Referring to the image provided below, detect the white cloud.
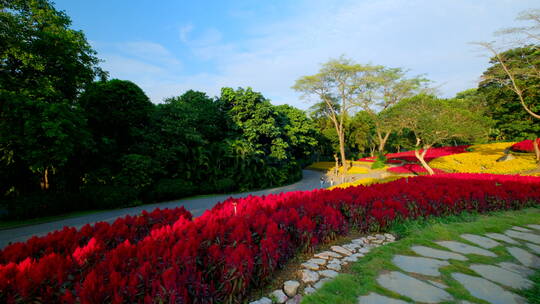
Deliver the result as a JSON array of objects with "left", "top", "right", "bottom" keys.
[{"left": 94, "top": 0, "right": 539, "bottom": 108}]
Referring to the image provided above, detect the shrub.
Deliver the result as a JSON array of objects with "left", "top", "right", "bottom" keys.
[
  {"left": 149, "top": 178, "right": 195, "bottom": 202},
  {"left": 81, "top": 184, "right": 138, "bottom": 209}
]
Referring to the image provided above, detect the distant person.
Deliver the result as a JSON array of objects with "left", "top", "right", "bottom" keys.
[
  {"left": 330, "top": 177, "right": 334, "bottom": 186},
  {"left": 320, "top": 177, "right": 325, "bottom": 188}
]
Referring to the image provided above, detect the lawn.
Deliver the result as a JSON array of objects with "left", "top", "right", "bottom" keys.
[{"left": 302, "top": 208, "right": 540, "bottom": 304}]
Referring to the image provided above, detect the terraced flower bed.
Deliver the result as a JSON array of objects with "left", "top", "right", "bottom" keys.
[{"left": 1, "top": 174, "right": 540, "bottom": 303}]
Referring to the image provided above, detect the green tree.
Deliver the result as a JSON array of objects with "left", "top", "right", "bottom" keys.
[
  {"left": 0, "top": 0, "right": 102, "bottom": 194},
  {"left": 394, "top": 94, "right": 491, "bottom": 175},
  {"left": 360, "top": 67, "right": 429, "bottom": 153},
  {"left": 78, "top": 79, "right": 154, "bottom": 183},
  {"left": 293, "top": 57, "right": 377, "bottom": 175},
  {"left": 476, "top": 9, "right": 540, "bottom": 161}
]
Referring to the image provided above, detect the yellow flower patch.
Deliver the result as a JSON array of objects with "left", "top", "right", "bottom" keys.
[
  {"left": 328, "top": 175, "right": 405, "bottom": 190},
  {"left": 430, "top": 142, "right": 537, "bottom": 175}
]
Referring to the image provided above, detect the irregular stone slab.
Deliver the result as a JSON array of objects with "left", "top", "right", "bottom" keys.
[
  {"left": 343, "top": 244, "right": 359, "bottom": 252},
  {"left": 249, "top": 297, "right": 272, "bottom": 304},
  {"left": 526, "top": 242, "right": 540, "bottom": 254},
  {"left": 507, "top": 246, "right": 540, "bottom": 269},
  {"left": 411, "top": 245, "right": 468, "bottom": 261},
  {"left": 283, "top": 280, "right": 300, "bottom": 297},
  {"left": 331, "top": 245, "right": 353, "bottom": 256},
  {"left": 460, "top": 234, "right": 500, "bottom": 249},
  {"left": 470, "top": 264, "right": 533, "bottom": 289},
  {"left": 314, "top": 251, "right": 342, "bottom": 259},
  {"left": 326, "top": 263, "right": 341, "bottom": 271},
  {"left": 451, "top": 273, "right": 526, "bottom": 304},
  {"left": 376, "top": 271, "right": 452, "bottom": 303},
  {"left": 358, "top": 292, "right": 408, "bottom": 304},
  {"left": 301, "top": 262, "right": 319, "bottom": 271},
  {"left": 358, "top": 247, "right": 371, "bottom": 254},
  {"left": 505, "top": 230, "right": 540, "bottom": 245},
  {"left": 285, "top": 295, "right": 302, "bottom": 304},
  {"left": 427, "top": 280, "right": 448, "bottom": 289},
  {"left": 498, "top": 262, "right": 535, "bottom": 276},
  {"left": 527, "top": 224, "right": 540, "bottom": 231},
  {"left": 300, "top": 269, "right": 319, "bottom": 283},
  {"left": 485, "top": 232, "right": 519, "bottom": 245},
  {"left": 512, "top": 226, "right": 533, "bottom": 232},
  {"left": 303, "top": 286, "right": 315, "bottom": 295},
  {"left": 436, "top": 241, "right": 497, "bottom": 257},
  {"left": 307, "top": 258, "right": 327, "bottom": 265},
  {"left": 384, "top": 233, "right": 395, "bottom": 239},
  {"left": 271, "top": 290, "right": 288, "bottom": 304},
  {"left": 392, "top": 255, "right": 449, "bottom": 276},
  {"left": 329, "top": 258, "right": 342, "bottom": 265},
  {"left": 352, "top": 238, "right": 367, "bottom": 245},
  {"left": 314, "top": 278, "right": 331, "bottom": 289},
  {"left": 319, "top": 269, "right": 339, "bottom": 278}
]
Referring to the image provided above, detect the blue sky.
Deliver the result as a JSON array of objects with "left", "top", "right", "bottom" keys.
[{"left": 55, "top": 0, "right": 538, "bottom": 109}]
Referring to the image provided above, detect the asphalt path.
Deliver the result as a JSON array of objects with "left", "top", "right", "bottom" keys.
[{"left": 0, "top": 169, "right": 327, "bottom": 248}]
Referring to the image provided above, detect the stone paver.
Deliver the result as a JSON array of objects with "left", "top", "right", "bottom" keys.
[
  {"left": 507, "top": 246, "right": 540, "bottom": 269},
  {"left": 485, "top": 233, "right": 519, "bottom": 245},
  {"left": 460, "top": 234, "right": 500, "bottom": 249},
  {"left": 498, "top": 262, "right": 535, "bottom": 276},
  {"left": 512, "top": 226, "right": 534, "bottom": 233},
  {"left": 392, "top": 255, "right": 449, "bottom": 276},
  {"left": 451, "top": 273, "right": 526, "bottom": 304},
  {"left": 527, "top": 224, "right": 540, "bottom": 231},
  {"left": 505, "top": 230, "right": 540, "bottom": 245},
  {"left": 525, "top": 242, "right": 540, "bottom": 254},
  {"left": 469, "top": 264, "right": 533, "bottom": 289},
  {"left": 436, "top": 241, "right": 497, "bottom": 257},
  {"left": 319, "top": 269, "right": 339, "bottom": 278},
  {"left": 376, "top": 271, "right": 452, "bottom": 303},
  {"left": 411, "top": 245, "right": 468, "bottom": 261},
  {"left": 357, "top": 292, "right": 408, "bottom": 304}
]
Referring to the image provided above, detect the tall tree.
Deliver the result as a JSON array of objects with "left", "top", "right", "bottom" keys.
[
  {"left": 0, "top": 0, "right": 102, "bottom": 194},
  {"left": 293, "top": 57, "right": 377, "bottom": 175},
  {"left": 476, "top": 8, "right": 540, "bottom": 162},
  {"left": 359, "top": 67, "right": 429, "bottom": 153}
]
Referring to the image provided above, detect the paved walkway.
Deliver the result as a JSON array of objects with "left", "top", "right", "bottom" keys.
[
  {"left": 0, "top": 170, "right": 327, "bottom": 248},
  {"left": 359, "top": 225, "right": 540, "bottom": 304}
]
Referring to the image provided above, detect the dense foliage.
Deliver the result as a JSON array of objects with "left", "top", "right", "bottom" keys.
[
  {"left": 0, "top": 1, "right": 319, "bottom": 219},
  {"left": 478, "top": 46, "right": 540, "bottom": 141},
  {"left": 1, "top": 173, "right": 539, "bottom": 303}
]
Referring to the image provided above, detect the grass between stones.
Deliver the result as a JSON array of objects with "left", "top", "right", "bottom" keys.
[{"left": 301, "top": 207, "right": 540, "bottom": 304}]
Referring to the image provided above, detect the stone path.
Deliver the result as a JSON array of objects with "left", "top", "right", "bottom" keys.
[{"left": 358, "top": 224, "right": 540, "bottom": 304}]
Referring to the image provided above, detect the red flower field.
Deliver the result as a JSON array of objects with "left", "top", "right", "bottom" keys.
[
  {"left": 511, "top": 139, "right": 540, "bottom": 153},
  {"left": 1, "top": 173, "right": 539, "bottom": 303}
]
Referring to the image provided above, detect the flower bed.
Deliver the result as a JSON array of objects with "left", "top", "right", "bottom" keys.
[
  {"left": 0, "top": 208, "right": 192, "bottom": 265},
  {"left": 385, "top": 145, "right": 470, "bottom": 163},
  {"left": 387, "top": 164, "right": 446, "bottom": 175},
  {"left": 1, "top": 174, "right": 540, "bottom": 303},
  {"left": 511, "top": 139, "right": 540, "bottom": 153},
  {"left": 430, "top": 142, "right": 537, "bottom": 175},
  {"left": 328, "top": 176, "right": 405, "bottom": 190}
]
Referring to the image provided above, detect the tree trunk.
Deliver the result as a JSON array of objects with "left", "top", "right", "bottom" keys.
[
  {"left": 338, "top": 131, "right": 348, "bottom": 181},
  {"left": 41, "top": 167, "right": 50, "bottom": 190},
  {"left": 377, "top": 131, "right": 391, "bottom": 154},
  {"left": 534, "top": 138, "right": 540, "bottom": 163},
  {"left": 414, "top": 139, "right": 435, "bottom": 175}
]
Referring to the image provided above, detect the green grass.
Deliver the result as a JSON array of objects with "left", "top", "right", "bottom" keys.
[{"left": 301, "top": 208, "right": 540, "bottom": 304}]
